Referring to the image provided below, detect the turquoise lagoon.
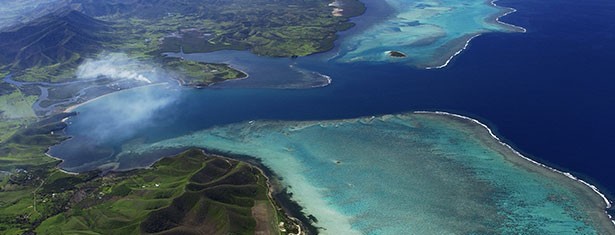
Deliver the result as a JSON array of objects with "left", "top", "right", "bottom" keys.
[
  {"left": 335, "top": 0, "right": 525, "bottom": 68},
  {"left": 119, "top": 112, "right": 614, "bottom": 234}
]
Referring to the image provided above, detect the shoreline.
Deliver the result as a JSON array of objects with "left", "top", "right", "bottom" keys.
[
  {"left": 44, "top": 145, "right": 312, "bottom": 234},
  {"left": 63, "top": 82, "right": 170, "bottom": 113},
  {"left": 43, "top": 152, "right": 78, "bottom": 175},
  {"left": 414, "top": 111, "right": 615, "bottom": 227},
  {"left": 109, "top": 147, "right": 317, "bottom": 234},
  {"left": 490, "top": 0, "right": 527, "bottom": 33},
  {"left": 425, "top": 34, "right": 482, "bottom": 70},
  {"left": 198, "top": 149, "right": 312, "bottom": 235}
]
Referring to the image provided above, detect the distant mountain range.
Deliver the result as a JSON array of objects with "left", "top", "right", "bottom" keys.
[
  {"left": 0, "top": 0, "right": 68, "bottom": 31},
  {"left": 71, "top": 0, "right": 194, "bottom": 18},
  {"left": 0, "top": 8, "right": 111, "bottom": 72},
  {"left": 0, "top": 0, "right": 237, "bottom": 74}
]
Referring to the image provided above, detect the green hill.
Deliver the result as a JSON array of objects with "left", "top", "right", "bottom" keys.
[
  {"left": 0, "top": 116, "right": 302, "bottom": 234},
  {"left": 34, "top": 149, "right": 299, "bottom": 234}
]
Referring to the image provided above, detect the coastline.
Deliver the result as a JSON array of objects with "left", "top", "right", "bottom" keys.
[
  {"left": 425, "top": 34, "right": 482, "bottom": 69},
  {"left": 414, "top": 111, "right": 615, "bottom": 228},
  {"left": 199, "top": 149, "right": 314, "bottom": 235},
  {"left": 63, "top": 82, "right": 170, "bottom": 113},
  {"left": 43, "top": 152, "right": 79, "bottom": 175},
  {"left": 112, "top": 147, "right": 317, "bottom": 234},
  {"left": 43, "top": 144, "right": 311, "bottom": 234},
  {"left": 490, "top": 0, "right": 527, "bottom": 33}
]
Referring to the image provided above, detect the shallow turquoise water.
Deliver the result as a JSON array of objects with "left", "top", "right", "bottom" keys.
[
  {"left": 121, "top": 113, "right": 604, "bottom": 234},
  {"left": 335, "top": 0, "right": 522, "bottom": 68}
]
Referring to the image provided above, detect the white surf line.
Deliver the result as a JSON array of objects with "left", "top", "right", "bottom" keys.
[
  {"left": 425, "top": 34, "right": 482, "bottom": 70},
  {"left": 425, "top": 0, "right": 526, "bottom": 70},
  {"left": 491, "top": 0, "right": 528, "bottom": 33},
  {"left": 414, "top": 111, "right": 615, "bottom": 226}
]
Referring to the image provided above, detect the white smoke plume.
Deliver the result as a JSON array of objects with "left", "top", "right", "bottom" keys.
[
  {"left": 76, "top": 53, "right": 169, "bottom": 84},
  {"left": 72, "top": 52, "right": 180, "bottom": 141}
]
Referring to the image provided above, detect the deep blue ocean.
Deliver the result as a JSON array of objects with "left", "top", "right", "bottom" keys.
[{"left": 54, "top": 0, "right": 615, "bottom": 204}]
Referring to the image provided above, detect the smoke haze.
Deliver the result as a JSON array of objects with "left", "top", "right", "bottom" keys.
[{"left": 76, "top": 53, "right": 172, "bottom": 84}]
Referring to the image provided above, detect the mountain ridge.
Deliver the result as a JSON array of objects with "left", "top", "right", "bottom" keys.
[{"left": 0, "top": 8, "right": 112, "bottom": 74}]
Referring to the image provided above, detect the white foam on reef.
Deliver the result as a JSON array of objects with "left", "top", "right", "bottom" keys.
[
  {"left": 425, "top": 34, "right": 481, "bottom": 70},
  {"left": 491, "top": 0, "right": 527, "bottom": 33},
  {"left": 414, "top": 111, "right": 615, "bottom": 225},
  {"left": 322, "top": 74, "right": 333, "bottom": 86},
  {"left": 288, "top": 64, "right": 333, "bottom": 88},
  {"left": 424, "top": 0, "right": 526, "bottom": 70}
]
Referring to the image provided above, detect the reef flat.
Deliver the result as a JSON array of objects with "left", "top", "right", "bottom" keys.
[
  {"left": 336, "top": 0, "right": 526, "bottom": 68},
  {"left": 120, "top": 112, "right": 615, "bottom": 234}
]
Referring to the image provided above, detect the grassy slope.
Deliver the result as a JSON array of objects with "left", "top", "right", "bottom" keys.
[
  {"left": 0, "top": 113, "right": 72, "bottom": 234},
  {"left": 0, "top": 117, "right": 296, "bottom": 235},
  {"left": 0, "top": 90, "right": 37, "bottom": 120},
  {"left": 34, "top": 149, "right": 294, "bottom": 235},
  {"left": 162, "top": 58, "right": 247, "bottom": 86},
  {"left": 0, "top": 9, "right": 113, "bottom": 83}
]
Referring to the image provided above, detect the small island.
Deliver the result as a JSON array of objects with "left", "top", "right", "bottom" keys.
[
  {"left": 387, "top": 50, "right": 407, "bottom": 58},
  {"left": 162, "top": 58, "right": 248, "bottom": 87}
]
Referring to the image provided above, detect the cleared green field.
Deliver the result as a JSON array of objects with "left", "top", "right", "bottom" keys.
[{"left": 0, "top": 90, "right": 36, "bottom": 120}]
